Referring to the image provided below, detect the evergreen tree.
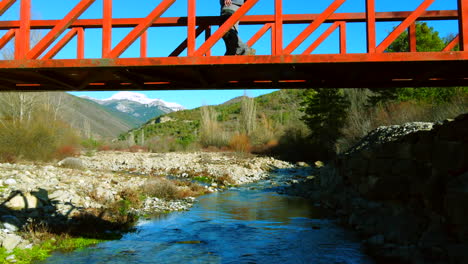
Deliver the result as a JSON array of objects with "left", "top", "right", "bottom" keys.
[{"left": 300, "top": 88, "right": 350, "bottom": 160}]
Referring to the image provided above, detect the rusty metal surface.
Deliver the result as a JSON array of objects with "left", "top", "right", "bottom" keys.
[{"left": 0, "top": 0, "right": 467, "bottom": 90}]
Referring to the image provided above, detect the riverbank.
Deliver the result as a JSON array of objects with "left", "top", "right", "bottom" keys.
[
  {"left": 0, "top": 151, "right": 294, "bottom": 262},
  {"left": 285, "top": 113, "right": 468, "bottom": 264}
]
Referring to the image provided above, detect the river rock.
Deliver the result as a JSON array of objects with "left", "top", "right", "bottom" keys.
[
  {"left": 445, "top": 172, "right": 468, "bottom": 242},
  {"left": 447, "top": 244, "right": 468, "bottom": 264},
  {"left": 2, "top": 234, "right": 22, "bottom": 252},
  {"left": 368, "top": 234, "right": 385, "bottom": 246},
  {"left": 5, "top": 255, "right": 16, "bottom": 262},
  {"left": 4, "top": 179, "right": 16, "bottom": 186},
  {"left": 57, "top": 157, "right": 84, "bottom": 169},
  {"left": 5, "top": 193, "right": 43, "bottom": 210}
]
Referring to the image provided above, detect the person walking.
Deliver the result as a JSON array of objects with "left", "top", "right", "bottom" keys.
[{"left": 220, "top": 0, "right": 255, "bottom": 55}]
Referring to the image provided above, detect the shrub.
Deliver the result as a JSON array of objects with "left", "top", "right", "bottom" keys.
[
  {"left": 0, "top": 108, "right": 79, "bottom": 162},
  {"left": 55, "top": 145, "right": 79, "bottom": 159},
  {"left": 142, "top": 178, "right": 179, "bottom": 199},
  {"left": 80, "top": 137, "right": 103, "bottom": 150},
  {"left": 229, "top": 133, "right": 251, "bottom": 153},
  {"left": 200, "top": 106, "right": 228, "bottom": 148}
]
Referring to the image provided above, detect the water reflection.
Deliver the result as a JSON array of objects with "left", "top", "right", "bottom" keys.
[{"left": 43, "top": 174, "right": 374, "bottom": 264}]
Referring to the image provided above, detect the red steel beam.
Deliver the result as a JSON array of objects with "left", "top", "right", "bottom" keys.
[
  {"left": 107, "top": 0, "right": 176, "bottom": 58},
  {"left": 77, "top": 27, "right": 84, "bottom": 59},
  {"left": 187, "top": 0, "right": 196, "bottom": 56},
  {"left": 246, "top": 23, "right": 271, "bottom": 47},
  {"left": 0, "top": 11, "right": 460, "bottom": 30},
  {"left": 0, "top": 0, "right": 16, "bottom": 16},
  {"left": 194, "top": 0, "right": 259, "bottom": 56},
  {"left": 459, "top": 0, "right": 467, "bottom": 51},
  {"left": 102, "top": 0, "right": 112, "bottom": 57},
  {"left": 15, "top": 0, "right": 30, "bottom": 59},
  {"left": 443, "top": 35, "right": 460, "bottom": 51},
  {"left": 26, "top": 0, "right": 95, "bottom": 59},
  {"left": 0, "top": 53, "right": 467, "bottom": 69},
  {"left": 409, "top": 23, "right": 417, "bottom": 52},
  {"left": 376, "top": 0, "right": 436, "bottom": 53},
  {"left": 271, "top": 21, "right": 276, "bottom": 55},
  {"left": 0, "top": 28, "right": 15, "bottom": 50},
  {"left": 284, "top": 0, "right": 346, "bottom": 55},
  {"left": 302, "top": 22, "right": 342, "bottom": 55},
  {"left": 274, "top": 0, "right": 283, "bottom": 55},
  {"left": 339, "top": 22, "right": 346, "bottom": 54},
  {"left": 366, "top": 0, "right": 376, "bottom": 53},
  {"left": 140, "top": 30, "right": 147, "bottom": 58},
  {"left": 42, "top": 28, "right": 79, "bottom": 60}
]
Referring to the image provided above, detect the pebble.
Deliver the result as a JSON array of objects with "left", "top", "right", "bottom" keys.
[
  {"left": 4, "top": 179, "right": 16, "bottom": 185},
  {"left": 6, "top": 255, "right": 17, "bottom": 262}
]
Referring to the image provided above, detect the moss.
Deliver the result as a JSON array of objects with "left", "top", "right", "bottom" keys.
[
  {"left": 193, "top": 176, "right": 212, "bottom": 184},
  {"left": 0, "top": 237, "right": 106, "bottom": 264}
]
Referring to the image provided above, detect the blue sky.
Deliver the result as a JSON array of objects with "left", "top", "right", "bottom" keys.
[
  {"left": 1, "top": 0, "right": 460, "bottom": 108},
  {"left": 69, "top": 90, "right": 279, "bottom": 109}
]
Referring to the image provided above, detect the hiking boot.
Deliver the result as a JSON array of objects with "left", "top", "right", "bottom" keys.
[{"left": 246, "top": 48, "right": 256, "bottom": 55}]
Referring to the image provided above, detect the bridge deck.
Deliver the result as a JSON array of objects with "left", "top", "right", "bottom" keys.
[
  {"left": 0, "top": 0, "right": 467, "bottom": 90},
  {"left": 0, "top": 53, "right": 467, "bottom": 90}
]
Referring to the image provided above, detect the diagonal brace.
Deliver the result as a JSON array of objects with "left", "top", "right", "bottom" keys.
[
  {"left": 0, "top": 0, "right": 16, "bottom": 16},
  {"left": 246, "top": 23, "right": 272, "bottom": 47},
  {"left": 443, "top": 35, "right": 459, "bottom": 51},
  {"left": 194, "top": 0, "right": 259, "bottom": 56},
  {"left": 302, "top": 22, "right": 342, "bottom": 55},
  {"left": 284, "top": 0, "right": 346, "bottom": 55},
  {"left": 42, "top": 28, "right": 79, "bottom": 60},
  {"left": 26, "top": 0, "right": 95, "bottom": 59},
  {"left": 376, "top": 0, "right": 436, "bottom": 53},
  {"left": 0, "top": 29, "right": 15, "bottom": 50},
  {"left": 108, "top": 0, "right": 176, "bottom": 58}
]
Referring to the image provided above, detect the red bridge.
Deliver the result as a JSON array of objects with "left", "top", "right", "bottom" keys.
[{"left": 0, "top": 0, "right": 467, "bottom": 90}]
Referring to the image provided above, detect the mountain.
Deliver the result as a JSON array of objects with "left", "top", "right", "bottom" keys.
[
  {"left": 83, "top": 92, "right": 185, "bottom": 125},
  {"left": 118, "top": 89, "right": 306, "bottom": 145}
]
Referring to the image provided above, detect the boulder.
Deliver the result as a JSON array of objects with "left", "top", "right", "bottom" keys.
[
  {"left": 5, "top": 192, "right": 43, "bottom": 210},
  {"left": 57, "top": 157, "right": 84, "bottom": 169},
  {"left": 446, "top": 244, "right": 468, "bottom": 264},
  {"left": 2, "top": 234, "right": 22, "bottom": 252},
  {"left": 445, "top": 172, "right": 468, "bottom": 242}
]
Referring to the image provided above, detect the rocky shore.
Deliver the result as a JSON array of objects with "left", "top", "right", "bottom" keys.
[
  {"left": 0, "top": 152, "right": 293, "bottom": 258},
  {"left": 286, "top": 113, "right": 468, "bottom": 264}
]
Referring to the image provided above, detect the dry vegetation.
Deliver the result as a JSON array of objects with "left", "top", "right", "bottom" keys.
[
  {"left": 0, "top": 93, "right": 79, "bottom": 162},
  {"left": 337, "top": 89, "right": 468, "bottom": 153}
]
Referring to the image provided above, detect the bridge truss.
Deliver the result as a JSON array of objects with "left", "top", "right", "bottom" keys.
[{"left": 0, "top": 0, "right": 467, "bottom": 90}]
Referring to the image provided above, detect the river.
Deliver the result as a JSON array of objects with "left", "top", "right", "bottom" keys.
[{"left": 42, "top": 170, "right": 375, "bottom": 264}]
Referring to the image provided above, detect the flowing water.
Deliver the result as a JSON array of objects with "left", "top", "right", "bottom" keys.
[{"left": 43, "top": 171, "right": 375, "bottom": 264}]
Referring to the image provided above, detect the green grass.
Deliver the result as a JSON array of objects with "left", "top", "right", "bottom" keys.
[
  {"left": 0, "top": 237, "right": 105, "bottom": 264},
  {"left": 193, "top": 176, "right": 212, "bottom": 184}
]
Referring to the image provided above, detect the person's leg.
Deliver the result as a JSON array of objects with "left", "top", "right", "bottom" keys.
[{"left": 220, "top": 5, "right": 253, "bottom": 56}]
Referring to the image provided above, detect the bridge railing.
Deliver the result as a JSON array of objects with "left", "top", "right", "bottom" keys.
[{"left": 0, "top": 0, "right": 466, "bottom": 61}]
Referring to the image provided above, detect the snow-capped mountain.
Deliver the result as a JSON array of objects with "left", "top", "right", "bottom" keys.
[
  {"left": 100, "top": 91, "right": 184, "bottom": 111},
  {"left": 81, "top": 92, "right": 185, "bottom": 124}
]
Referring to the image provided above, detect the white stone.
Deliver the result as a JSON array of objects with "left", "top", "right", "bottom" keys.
[
  {"left": 2, "top": 234, "right": 22, "bottom": 252},
  {"left": 6, "top": 254, "right": 17, "bottom": 262},
  {"left": 2, "top": 223, "right": 18, "bottom": 232},
  {"left": 5, "top": 193, "right": 43, "bottom": 210},
  {"left": 4, "top": 179, "right": 16, "bottom": 185}
]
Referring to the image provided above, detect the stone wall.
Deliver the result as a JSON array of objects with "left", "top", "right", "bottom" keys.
[
  {"left": 294, "top": 113, "right": 468, "bottom": 264},
  {"left": 336, "top": 113, "right": 468, "bottom": 264}
]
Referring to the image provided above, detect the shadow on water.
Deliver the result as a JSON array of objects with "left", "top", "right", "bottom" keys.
[
  {"left": 0, "top": 188, "right": 135, "bottom": 239},
  {"left": 41, "top": 169, "right": 376, "bottom": 264}
]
